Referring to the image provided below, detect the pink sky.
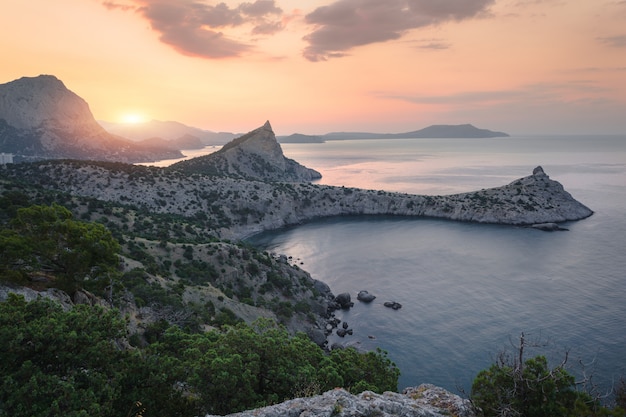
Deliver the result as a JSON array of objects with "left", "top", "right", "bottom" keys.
[{"left": 1, "top": 0, "right": 625, "bottom": 135}]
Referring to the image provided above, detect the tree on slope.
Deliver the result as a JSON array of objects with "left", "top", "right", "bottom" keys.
[{"left": 0, "top": 203, "right": 120, "bottom": 293}]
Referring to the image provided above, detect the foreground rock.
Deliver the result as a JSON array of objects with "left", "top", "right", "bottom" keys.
[{"left": 205, "top": 384, "right": 474, "bottom": 417}]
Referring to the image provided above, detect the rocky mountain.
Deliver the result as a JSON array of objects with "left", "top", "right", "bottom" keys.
[
  {"left": 0, "top": 75, "right": 182, "bottom": 163},
  {"left": 205, "top": 384, "right": 474, "bottom": 417},
  {"left": 167, "top": 121, "right": 322, "bottom": 182},
  {"left": 99, "top": 119, "right": 237, "bottom": 147}
]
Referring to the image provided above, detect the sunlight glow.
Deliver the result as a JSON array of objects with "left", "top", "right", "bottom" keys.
[{"left": 120, "top": 113, "right": 147, "bottom": 124}]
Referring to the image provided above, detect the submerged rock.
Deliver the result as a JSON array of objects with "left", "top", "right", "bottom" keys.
[
  {"left": 530, "top": 222, "right": 569, "bottom": 231},
  {"left": 384, "top": 301, "right": 403, "bottom": 310}
]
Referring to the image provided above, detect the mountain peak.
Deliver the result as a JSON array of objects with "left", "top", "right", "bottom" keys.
[
  {"left": 168, "top": 122, "right": 321, "bottom": 182},
  {"left": 0, "top": 73, "right": 95, "bottom": 131},
  {"left": 0, "top": 74, "right": 182, "bottom": 162}
]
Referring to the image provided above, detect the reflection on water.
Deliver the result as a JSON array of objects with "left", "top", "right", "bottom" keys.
[
  {"left": 136, "top": 145, "right": 221, "bottom": 167},
  {"left": 248, "top": 135, "right": 626, "bottom": 392}
]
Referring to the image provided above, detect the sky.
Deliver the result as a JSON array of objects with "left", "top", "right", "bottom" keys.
[{"left": 1, "top": 0, "right": 626, "bottom": 135}]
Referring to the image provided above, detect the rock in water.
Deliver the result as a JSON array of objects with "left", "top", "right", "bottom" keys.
[
  {"left": 331, "top": 292, "right": 353, "bottom": 310},
  {"left": 384, "top": 301, "right": 403, "bottom": 310},
  {"left": 357, "top": 290, "right": 376, "bottom": 302},
  {"left": 168, "top": 121, "right": 322, "bottom": 182}
]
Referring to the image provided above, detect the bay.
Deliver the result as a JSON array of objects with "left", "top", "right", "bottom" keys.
[{"left": 248, "top": 135, "right": 626, "bottom": 394}]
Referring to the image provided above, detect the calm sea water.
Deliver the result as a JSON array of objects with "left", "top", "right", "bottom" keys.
[{"left": 247, "top": 135, "right": 626, "bottom": 394}]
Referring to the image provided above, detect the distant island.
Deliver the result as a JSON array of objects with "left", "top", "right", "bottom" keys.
[{"left": 277, "top": 124, "right": 509, "bottom": 143}]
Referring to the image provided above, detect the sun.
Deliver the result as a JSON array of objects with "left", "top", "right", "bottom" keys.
[{"left": 120, "top": 113, "right": 148, "bottom": 124}]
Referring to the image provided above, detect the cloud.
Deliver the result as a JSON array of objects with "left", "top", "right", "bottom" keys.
[
  {"left": 414, "top": 38, "right": 451, "bottom": 50},
  {"left": 103, "top": 0, "right": 284, "bottom": 59},
  {"left": 302, "top": 0, "right": 495, "bottom": 61},
  {"left": 101, "top": 0, "right": 135, "bottom": 11},
  {"left": 597, "top": 34, "right": 626, "bottom": 48}
]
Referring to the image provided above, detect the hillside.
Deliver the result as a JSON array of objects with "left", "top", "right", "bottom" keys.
[
  {"left": 167, "top": 121, "right": 322, "bottom": 182},
  {"left": 0, "top": 75, "right": 182, "bottom": 163}
]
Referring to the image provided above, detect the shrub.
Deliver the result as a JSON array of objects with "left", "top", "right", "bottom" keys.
[{"left": 471, "top": 333, "right": 625, "bottom": 417}]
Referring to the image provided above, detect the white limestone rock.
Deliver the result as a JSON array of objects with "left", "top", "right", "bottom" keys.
[{"left": 204, "top": 384, "right": 474, "bottom": 417}]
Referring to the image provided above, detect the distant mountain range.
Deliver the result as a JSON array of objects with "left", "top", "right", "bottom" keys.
[
  {"left": 98, "top": 119, "right": 238, "bottom": 148},
  {"left": 0, "top": 75, "right": 183, "bottom": 163},
  {"left": 99, "top": 121, "right": 510, "bottom": 146},
  {"left": 277, "top": 124, "right": 509, "bottom": 143}
]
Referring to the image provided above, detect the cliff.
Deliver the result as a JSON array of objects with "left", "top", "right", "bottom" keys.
[
  {"left": 0, "top": 75, "right": 182, "bottom": 163},
  {"left": 205, "top": 385, "right": 474, "bottom": 417},
  {"left": 168, "top": 121, "right": 322, "bottom": 182}
]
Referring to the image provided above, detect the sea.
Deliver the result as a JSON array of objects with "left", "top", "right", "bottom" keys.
[{"left": 241, "top": 135, "right": 626, "bottom": 395}]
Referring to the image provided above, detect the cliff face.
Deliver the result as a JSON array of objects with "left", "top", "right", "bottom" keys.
[
  {"left": 205, "top": 385, "right": 475, "bottom": 417},
  {"left": 0, "top": 75, "right": 181, "bottom": 162},
  {"left": 168, "top": 121, "right": 322, "bottom": 182}
]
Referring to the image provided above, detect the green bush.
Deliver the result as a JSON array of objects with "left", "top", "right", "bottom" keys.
[
  {"left": 0, "top": 296, "right": 400, "bottom": 416},
  {"left": 0, "top": 204, "right": 121, "bottom": 294},
  {"left": 471, "top": 334, "right": 625, "bottom": 417}
]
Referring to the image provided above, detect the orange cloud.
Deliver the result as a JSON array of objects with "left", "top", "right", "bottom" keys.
[
  {"left": 103, "top": 0, "right": 285, "bottom": 58},
  {"left": 302, "top": 0, "right": 495, "bottom": 61}
]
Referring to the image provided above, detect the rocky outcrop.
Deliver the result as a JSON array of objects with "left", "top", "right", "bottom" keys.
[
  {"left": 205, "top": 384, "right": 474, "bottom": 417},
  {"left": 0, "top": 75, "right": 182, "bottom": 162},
  {"left": 168, "top": 121, "right": 321, "bottom": 182}
]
